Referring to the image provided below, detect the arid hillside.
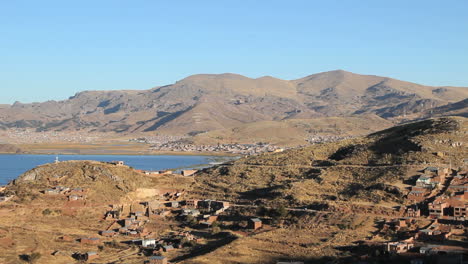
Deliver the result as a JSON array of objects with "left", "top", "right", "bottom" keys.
[
  {"left": 6, "top": 160, "right": 192, "bottom": 204},
  {"left": 191, "top": 115, "right": 393, "bottom": 146},
  {"left": 191, "top": 117, "right": 467, "bottom": 207},
  {"left": 0, "top": 70, "right": 466, "bottom": 138}
]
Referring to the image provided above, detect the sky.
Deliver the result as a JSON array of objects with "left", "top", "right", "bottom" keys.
[{"left": 0, "top": 0, "right": 467, "bottom": 104}]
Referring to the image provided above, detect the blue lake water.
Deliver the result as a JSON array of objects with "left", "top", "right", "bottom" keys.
[{"left": 0, "top": 154, "right": 232, "bottom": 185}]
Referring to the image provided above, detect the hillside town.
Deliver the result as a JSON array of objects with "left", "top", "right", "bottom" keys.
[
  {"left": 1, "top": 160, "right": 466, "bottom": 263},
  {"left": 358, "top": 165, "right": 468, "bottom": 262}
]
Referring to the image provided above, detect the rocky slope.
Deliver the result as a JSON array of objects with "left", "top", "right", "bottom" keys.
[
  {"left": 0, "top": 70, "right": 466, "bottom": 137},
  {"left": 6, "top": 160, "right": 154, "bottom": 203}
]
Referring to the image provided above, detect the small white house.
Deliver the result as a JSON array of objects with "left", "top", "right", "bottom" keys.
[{"left": 142, "top": 238, "right": 157, "bottom": 247}]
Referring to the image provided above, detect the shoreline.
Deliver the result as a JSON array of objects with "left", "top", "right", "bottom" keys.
[{"left": 0, "top": 150, "right": 239, "bottom": 157}]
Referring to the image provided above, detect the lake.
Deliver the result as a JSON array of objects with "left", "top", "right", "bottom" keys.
[{"left": 0, "top": 154, "right": 233, "bottom": 185}]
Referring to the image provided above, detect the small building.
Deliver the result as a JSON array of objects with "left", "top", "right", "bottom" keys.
[
  {"left": 124, "top": 217, "right": 136, "bottom": 227},
  {"left": 85, "top": 252, "right": 99, "bottom": 261},
  {"left": 407, "top": 191, "right": 426, "bottom": 202},
  {"left": 416, "top": 175, "right": 434, "bottom": 188},
  {"left": 181, "top": 209, "right": 200, "bottom": 217},
  {"left": 142, "top": 238, "right": 157, "bottom": 248},
  {"left": 428, "top": 197, "right": 449, "bottom": 218},
  {"left": 144, "top": 171, "right": 160, "bottom": 175},
  {"left": 68, "top": 194, "right": 84, "bottom": 201},
  {"left": 147, "top": 255, "right": 167, "bottom": 264},
  {"left": 405, "top": 207, "right": 421, "bottom": 218},
  {"left": 110, "top": 161, "right": 125, "bottom": 166},
  {"left": 166, "top": 201, "right": 179, "bottom": 208},
  {"left": 182, "top": 170, "right": 198, "bottom": 177},
  {"left": 248, "top": 218, "right": 262, "bottom": 230},
  {"left": 419, "top": 246, "right": 433, "bottom": 254},
  {"left": 386, "top": 241, "right": 414, "bottom": 253},
  {"left": 185, "top": 199, "right": 199, "bottom": 208}
]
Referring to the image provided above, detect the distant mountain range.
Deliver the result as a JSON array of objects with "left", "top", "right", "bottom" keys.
[{"left": 0, "top": 70, "right": 466, "bottom": 141}]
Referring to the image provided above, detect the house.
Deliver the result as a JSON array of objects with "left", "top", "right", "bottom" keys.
[
  {"left": 166, "top": 201, "right": 180, "bottom": 208},
  {"left": 124, "top": 217, "right": 136, "bottom": 227},
  {"left": 104, "top": 210, "right": 119, "bottom": 220},
  {"left": 68, "top": 194, "right": 84, "bottom": 201},
  {"left": 386, "top": 240, "right": 414, "bottom": 254},
  {"left": 159, "top": 170, "right": 173, "bottom": 175},
  {"left": 80, "top": 237, "right": 101, "bottom": 245},
  {"left": 85, "top": 252, "right": 99, "bottom": 261},
  {"left": 182, "top": 170, "right": 197, "bottom": 177},
  {"left": 428, "top": 197, "right": 449, "bottom": 218},
  {"left": 405, "top": 207, "right": 420, "bottom": 218},
  {"left": 384, "top": 218, "right": 412, "bottom": 231},
  {"left": 408, "top": 191, "right": 426, "bottom": 202},
  {"left": 147, "top": 255, "right": 167, "bottom": 264},
  {"left": 142, "top": 238, "right": 157, "bottom": 248},
  {"left": 248, "top": 218, "right": 262, "bottom": 230},
  {"left": 144, "top": 171, "right": 160, "bottom": 175},
  {"left": 416, "top": 175, "right": 435, "bottom": 188},
  {"left": 416, "top": 229, "right": 451, "bottom": 241},
  {"left": 185, "top": 199, "right": 199, "bottom": 208},
  {"left": 150, "top": 210, "right": 170, "bottom": 219},
  {"left": 451, "top": 198, "right": 467, "bottom": 219},
  {"left": 181, "top": 209, "right": 200, "bottom": 217}
]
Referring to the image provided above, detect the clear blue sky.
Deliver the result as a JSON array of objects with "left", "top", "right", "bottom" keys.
[{"left": 1, "top": 0, "right": 467, "bottom": 104}]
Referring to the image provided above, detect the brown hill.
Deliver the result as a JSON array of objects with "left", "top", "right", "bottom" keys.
[
  {"left": 0, "top": 70, "right": 466, "bottom": 138},
  {"left": 191, "top": 115, "right": 393, "bottom": 146},
  {"left": 191, "top": 117, "right": 467, "bottom": 207},
  {"left": 7, "top": 160, "right": 154, "bottom": 204}
]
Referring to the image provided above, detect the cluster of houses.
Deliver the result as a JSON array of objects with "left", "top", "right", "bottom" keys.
[
  {"left": 93, "top": 197, "right": 265, "bottom": 263},
  {"left": 138, "top": 169, "right": 198, "bottom": 177},
  {"left": 375, "top": 166, "right": 468, "bottom": 261},
  {"left": 134, "top": 231, "right": 202, "bottom": 253},
  {"left": 149, "top": 142, "right": 284, "bottom": 155},
  {"left": 407, "top": 167, "right": 449, "bottom": 202},
  {"left": 43, "top": 186, "right": 87, "bottom": 201},
  {"left": 428, "top": 173, "right": 467, "bottom": 221}
]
